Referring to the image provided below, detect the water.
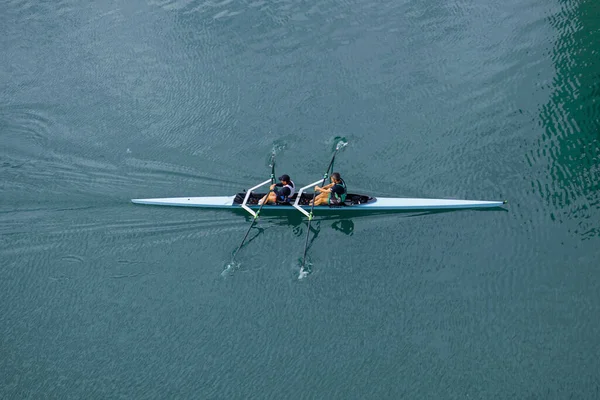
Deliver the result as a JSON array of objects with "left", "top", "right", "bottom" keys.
[{"left": 2, "top": 0, "right": 599, "bottom": 398}]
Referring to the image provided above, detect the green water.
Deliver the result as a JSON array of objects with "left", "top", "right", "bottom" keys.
[{"left": 1, "top": 0, "right": 599, "bottom": 398}]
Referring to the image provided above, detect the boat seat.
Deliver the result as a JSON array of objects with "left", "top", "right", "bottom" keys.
[{"left": 234, "top": 192, "right": 372, "bottom": 207}]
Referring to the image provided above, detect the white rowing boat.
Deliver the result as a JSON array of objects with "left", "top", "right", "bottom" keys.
[
  {"left": 131, "top": 195, "right": 505, "bottom": 211},
  {"left": 131, "top": 179, "right": 506, "bottom": 212}
]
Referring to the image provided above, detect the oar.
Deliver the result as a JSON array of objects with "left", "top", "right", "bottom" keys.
[
  {"left": 231, "top": 152, "right": 276, "bottom": 261},
  {"left": 300, "top": 142, "right": 346, "bottom": 275}
]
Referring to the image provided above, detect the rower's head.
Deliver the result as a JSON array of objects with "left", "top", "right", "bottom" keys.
[
  {"left": 331, "top": 172, "right": 341, "bottom": 183},
  {"left": 278, "top": 174, "right": 291, "bottom": 184}
]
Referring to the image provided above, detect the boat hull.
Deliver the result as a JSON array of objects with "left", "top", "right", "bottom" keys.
[{"left": 131, "top": 196, "right": 506, "bottom": 211}]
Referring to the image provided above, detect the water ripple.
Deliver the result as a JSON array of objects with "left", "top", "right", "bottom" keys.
[
  {"left": 528, "top": 0, "right": 600, "bottom": 240},
  {"left": 0, "top": 104, "right": 53, "bottom": 157}
]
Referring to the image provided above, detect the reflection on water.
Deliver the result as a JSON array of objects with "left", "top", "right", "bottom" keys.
[
  {"left": 230, "top": 205, "right": 507, "bottom": 252},
  {"left": 331, "top": 219, "right": 354, "bottom": 235},
  {"left": 230, "top": 211, "right": 358, "bottom": 272},
  {"left": 225, "top": 213, "right": 355, "bottom": 278},
  {"left": 535, "top": 1, "right": 600, "bottom": 239},
  {"left": 238, "top": 213, "right": 356, "bottom": 241}
]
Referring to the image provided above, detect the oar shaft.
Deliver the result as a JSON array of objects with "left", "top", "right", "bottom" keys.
[
  {"left": 300, "top": 147, "right": 341, "bottom": 271},
  {"left": 232, "top": 188, "right": 273, "bottom": 260},
  {"left": 301, "top": 221, "right": 311, "bottom": 260},
  {"left": 232, "top": 150, "right": 276, "bottom": 261},
  {"left": 307, "top": 149, "right": 338, "bottom": 215},
  {"left": 233, "top": 220, "right": 256, "bottom": 259}
]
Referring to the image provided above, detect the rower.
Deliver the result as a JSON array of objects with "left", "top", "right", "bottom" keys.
[
  {"left": 310, "top": 172, "right": 346, "bottom": 206},
  {"left": 258, "top": 174, "right": 295, "bottom": 205}
]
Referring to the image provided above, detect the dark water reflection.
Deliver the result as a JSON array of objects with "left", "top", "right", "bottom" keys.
[{"left": 535, "top": 0, "right": 600, "bottom": 240}]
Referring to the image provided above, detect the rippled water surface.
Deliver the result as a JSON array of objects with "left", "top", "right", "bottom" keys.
[{"left": 1, "top": 0, "right": 599, "bottom": 398}]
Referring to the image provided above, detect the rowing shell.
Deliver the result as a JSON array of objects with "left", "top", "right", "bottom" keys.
[{"left": 131, "top": 192, "right": 506, "bottom": 211}]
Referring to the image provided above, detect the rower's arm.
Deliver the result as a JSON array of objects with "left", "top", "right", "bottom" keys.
[{"left": 315, "top": 183, "right": 334, "bottom": 192}]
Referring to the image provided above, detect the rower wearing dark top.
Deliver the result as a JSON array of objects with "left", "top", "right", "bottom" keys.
[
  {"left": 310, "top": 172, "right": 347, "bottom": 206},
  {"left": 258, "top": 174, "right": 296, "bottom": 205}
]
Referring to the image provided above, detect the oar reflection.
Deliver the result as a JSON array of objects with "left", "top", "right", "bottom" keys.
[{"left": 223, "top": 213, "right": 355, "bottom": 276}]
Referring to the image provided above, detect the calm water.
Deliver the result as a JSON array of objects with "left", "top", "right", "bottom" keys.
[{"left": 2, "top": 0, "right": 599, "bottom": 398}]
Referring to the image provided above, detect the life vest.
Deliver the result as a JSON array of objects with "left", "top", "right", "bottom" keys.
[
  {"left": 328, "top": 179, "right": 347, "bottom": 204},
  {"left": 277, "top": 181, "right": 295, "bottom": 202}
]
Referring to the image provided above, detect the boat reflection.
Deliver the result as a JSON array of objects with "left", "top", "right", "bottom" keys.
[{"left": 234, "top": 205, "right": 507, "bottom": 252}]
